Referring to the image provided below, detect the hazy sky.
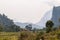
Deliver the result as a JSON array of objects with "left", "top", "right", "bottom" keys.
[{"left": 0, "top": 0, "right": 60, "bottom": 24}]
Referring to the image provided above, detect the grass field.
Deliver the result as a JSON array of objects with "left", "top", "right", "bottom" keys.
[
  {"left": 0, "top": 31, "right": 37, "bottom": 40},
  {"left": 0, "top": 30, "right": 60, "bottom": 40},
  {"left": 0, "top": 32, "right": 19, "bottom": 40}
]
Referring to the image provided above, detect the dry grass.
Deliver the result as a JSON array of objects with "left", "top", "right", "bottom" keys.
[{"left": 0, "top": 30, "right": 60, "bottom": 40}]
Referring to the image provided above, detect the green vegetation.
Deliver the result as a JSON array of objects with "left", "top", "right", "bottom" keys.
[
  {"left": 46, "top": 20, "right": 54, "bottom": 33},
  {"left": 0, "top": 24, "right": 4, "bottom": 32},
  {"left": 0, "top": 30, "right": 60, "bottom": 40},
  {"left": 0, "top": 32, "right": 19, "bottom": 40},
  {"left": 0, "top": 20, "right": 60, "bottom": 40}
]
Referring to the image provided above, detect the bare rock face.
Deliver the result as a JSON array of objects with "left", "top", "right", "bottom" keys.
[
  {"left": 51, "top": 6, "right": 60, "bottom": 27},
  {"left": 37, "top": 6, "right": 60, "bottom": 28}
]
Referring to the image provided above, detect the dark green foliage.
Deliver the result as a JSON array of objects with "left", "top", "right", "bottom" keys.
[
  {"left": 10, "top": 25, "right": 20, "bottom": 32},
  {"left": 25, "top": 24, "right": 32, "bottom": 31},
  {"left": 53, "top": 27, "right": 57, "bottom": 31},
  {"left": 0, "top": 24, "right": 20, "bottom": 32},
  {"left": 46, "top": 20, "right": 54, "bottom": 33},
  {"left": 0, "top": 24, "right": 4, "bottom": 32},
  {"left": 46, "top": 20, "right": 54, "bottom": 28},
  {"left": 6, "top": 25, "right": 20, "bottom": 32}
]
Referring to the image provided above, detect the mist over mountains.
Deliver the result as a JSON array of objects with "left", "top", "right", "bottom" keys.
[
  {"left": 14, "top": 10, "right": 52, "bottom": 29},
  {"left": 15, "top": 6, "right": 60, "bottom": 29},
  {"left": 37, "top": 6, "right": 60, "bottom": 28},
  {"left": 36, "top": 10, "right": 52, "bottom": 28},
  {"left": 0, "top": 6, "right": 60, "bottom": 29},
  {"left": 14, "top": 22, "right": 41, "bottom": 29}
]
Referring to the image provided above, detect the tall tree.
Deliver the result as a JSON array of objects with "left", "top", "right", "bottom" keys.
[{"left": 46, "top": 20, "right": 54, "bottom": 33}]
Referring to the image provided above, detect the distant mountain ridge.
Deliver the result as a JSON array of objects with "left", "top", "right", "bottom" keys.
[
  {"left": 14, "top": 9, "right": 53, "bottom": 29},
  {"left": 14, "top": 22, "right": 42, "bottom": 29}
]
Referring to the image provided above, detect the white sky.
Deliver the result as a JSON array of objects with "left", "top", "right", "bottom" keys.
[{"left": 0, "top": 0, "right": 60, "bottom": 24}]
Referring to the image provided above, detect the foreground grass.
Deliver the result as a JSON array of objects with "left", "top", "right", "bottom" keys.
[
  {"left": 0, "top": 32, "right": 19, "bottom": 40},
  {"left": 0, "top": 30, "right": 60, "bottom": 40},
  {"left": 0, "top": 31, "right": 37, "bottom": 40}
]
